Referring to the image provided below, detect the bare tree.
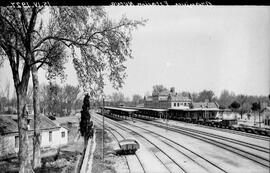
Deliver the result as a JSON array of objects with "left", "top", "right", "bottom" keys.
[
  {"left": 197, "top": 90, "right": 215, "bottom": 102},
  {"left": 218, "top": 90, "right": 236, "bottom": 108},
  {"left": 110, "top": 92, "right": 125, "bottom": 106},
  {"left": 132, "top": 94, "right": 142, "bottom": 106},
  {"left": 63, "top": 85, "right": 80, "bottom": 116}
]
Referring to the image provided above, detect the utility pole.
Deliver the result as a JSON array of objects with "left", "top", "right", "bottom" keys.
[{"left": 102, "top": 97, "right": 105, "bottom": 161}]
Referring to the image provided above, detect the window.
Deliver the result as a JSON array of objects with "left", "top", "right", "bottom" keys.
[
  {"left": 177, "top": 103, "right": 179, "bottom": 107},
  {"left": 61, "top": 132, "right": 65, "bottom": 138},
  {"left": 174, "top": 103, "right": 176, "bottom": 107},
  {"left": 15, "top": 136, "right": 19, "bottom": 148},
  {"left": 49, "top": 131, "right": 52, "bottom": 142}
]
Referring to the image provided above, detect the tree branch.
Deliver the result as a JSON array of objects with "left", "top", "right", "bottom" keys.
[
  {"left": 19, "top": 7, "right": 28, "bottom": 35},
  {"left": 0, "top": 13, "right": 25, "bottom": 41},
  {"left": 34, "top": 21, "right": 137, "bottom": 50}
]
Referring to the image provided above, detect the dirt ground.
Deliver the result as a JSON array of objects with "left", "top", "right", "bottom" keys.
[{"left": 91, "top": 125, "right": 128, "bottom": 173}]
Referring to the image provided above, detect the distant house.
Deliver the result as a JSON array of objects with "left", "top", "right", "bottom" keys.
[{"left": 0, "top": 114, "right": 68, "bottom": 159}]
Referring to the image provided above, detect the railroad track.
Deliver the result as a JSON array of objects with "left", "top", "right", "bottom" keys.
[
  {"left": 93, "top": 117, "right": 145, "bottom": 173},
  {"left": 139, "top": 119, "right": 269, "bottom": 153},
  {"left": 93, "top": 116, "right": 187, "bottom": 173},
  {"left": 160, "top": 119, "right": 270, "bottom": 141},
  {"left": 93, "top": 114, "right": 228, "bottom": 173},
  {"left": 128, "top": 118, "right": 270, "bottom": 168},
  {"left": 100, "top": 112, "right": 269, "bottom": 153}
]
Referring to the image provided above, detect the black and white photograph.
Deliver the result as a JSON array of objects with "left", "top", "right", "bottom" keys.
[{"left": 0, "top": 2, "right": 269, "bottom": 173}]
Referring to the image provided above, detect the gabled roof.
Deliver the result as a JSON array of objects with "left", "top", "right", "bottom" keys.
[
  {"left": 0, "top": 116, "right": 18, "bottom": 135},
  {"left": 170, "top": 94, "right": 191, "bottom": 102},
  {"left": 0, "top": 114, "right": 60, "bottom": 135},
  {"left": 192, "top": 102, "right": 219, "bottom": 109},
  {"left": 29, "top": 115, "right": 59, "bottom": 130},
  {"left": 158, "top": 90, "right": 170, "bottom": 96}
]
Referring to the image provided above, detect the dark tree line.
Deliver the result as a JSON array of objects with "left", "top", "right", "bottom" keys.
[
  {"left": 40, "top": 82, "right": 80, "bottom": 117},
  {"left": 0, "top": 83, "right": 81, "bottom": 117}
]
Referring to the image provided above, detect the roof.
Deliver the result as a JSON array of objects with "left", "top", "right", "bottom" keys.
[
  {"left": 104, "top": 106, "right": 137, "bottom": 112},
  {"left": 119, "top": 139, "right": 139, "bottom": 146},
  {"left": 0, "top": 114, "right": 60, "bottom": 135},
  {"left": 170, "top": 94, "right": 191, "bottom": 102},
  {"left": 150, "top": 92, "right": 191, "bottom": 102},
  {"left": 0, "top": 116, "right": 18, "bottom": 135},
  {"left": 136, "top": 107, "right": 167, "bottom": 112},
  {"left": 169, "top": 107, "right": 220, "bottom": 111},
  {"left": 192, "top": 102, "right": 219, "bottom": 109},
  {"left": 29, "top": 115, "right": 59, "bottom": 130}
]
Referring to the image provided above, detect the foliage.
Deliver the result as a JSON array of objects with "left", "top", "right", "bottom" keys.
[
  {"left": 131, "top": 94, "right": 143, "bottom": 106},
  {"left": 170, "top": 87, "right": 175, "bottom": 93},
  {"left": 217, "top": 90, "right": 269, "bottom": 113},
  {"left": 218, "top": 90, "right": 235, "bottom": 108},
  {"left": 1, "top": 6, "right": 145, "bottom": 98},
  {"left": 80, "top": 94, "right": 93, "bottom": 139},
  {"left": 197, "top": 90, "right": 215, "bottom": 102},
  {"left": 0, "top": 6, "right": 145, "bottom": 172},
  {"left": 62, "top": 85, "right": 80, "bottom": 115},
  {"left": 229, "top": 101, "right": 240, "bottom": 110},
  {"left": 39, "top": 82, "right": 80, "bottom": 117},
  {"left": 152, "top": 85, "right": 168, "bottom": 95},
  {"left": 191, "top": 92, "right": 199, "bottom": 102},
  {"left": 251, "top": 102, "right": 261, "bottom": 112},
  {"left": 109, "top": 92, "right": 125, "bottom": 106},
  {"left": 47, "top": 6, "right": 146, "bottom": 97}
]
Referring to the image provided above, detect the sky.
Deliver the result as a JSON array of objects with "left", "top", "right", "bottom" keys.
[{"left": 0, "top": 6, "right": 269, "bottom": 99}]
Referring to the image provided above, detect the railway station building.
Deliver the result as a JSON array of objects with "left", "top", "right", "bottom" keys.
[{"left": 144, "top": 91, "right": 220, "bottom": 122}]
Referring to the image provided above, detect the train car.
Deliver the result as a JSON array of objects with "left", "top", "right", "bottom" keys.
[
  {"left": 118, "top": 139, "right": 140, "bottom": 154},
  {"left": 221, "top": 119, "right": 237, "bottom": 128}
]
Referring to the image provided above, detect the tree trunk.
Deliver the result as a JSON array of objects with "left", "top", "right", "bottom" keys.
[
  {"left": 17, "top": 90, "right": 32, "bottom": 173},
  {"left": 31, "top": 64, "right": 41, "bottom": 169}
]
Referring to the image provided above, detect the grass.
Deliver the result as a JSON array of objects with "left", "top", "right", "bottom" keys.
[{"left": 91, "top": 126, "right": 117, "bottom": 173}]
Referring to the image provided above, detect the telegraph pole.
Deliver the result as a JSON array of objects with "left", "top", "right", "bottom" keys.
[{"left": 102, "top": 97, "right": 105, "bottom": 161}]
